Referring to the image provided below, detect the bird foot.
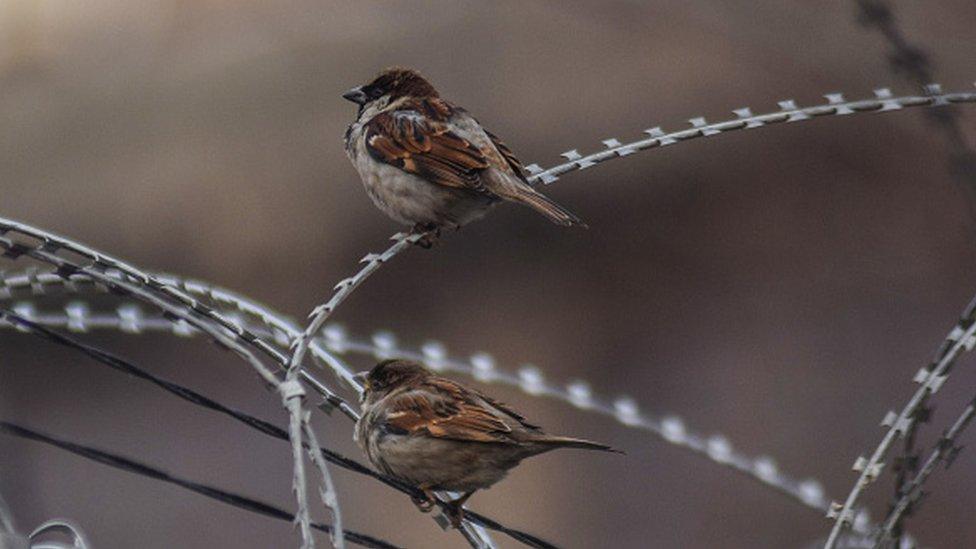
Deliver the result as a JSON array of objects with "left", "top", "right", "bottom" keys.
[
  {"left": 446, "top": 504, "right": 465, "bottom": 529},
  {"left": 411, "top": 487, "right": 436, "bottom": 513},
  {"left": 411, "top": 224, "right": 441, "bottom": 249},
  {"left": 445, "top": 492, "right": 473, "bottom": 529}
]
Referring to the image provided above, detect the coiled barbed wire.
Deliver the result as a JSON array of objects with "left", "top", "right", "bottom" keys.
[
  {"left": 0, "top": 269, "right": 875, "bottom": 536},
  {"left": 874, "top": 396, "right": 976, "bottom": 548},
  {"left": 0, "top": 308, "right": 557, "bottom": 549},
  {"left": 0, "top": 221, "right": 492, "bottom": 549},
  {"left": 853, "top": 4, "right": 976, "bottom": 546},
  {"left": 289, "top": 84, "right": 976, "bottom": 406},
  {"left": 6, "top": 84, "right": 968, "bottom": 546},
  {"left": 0, "top": 232, "right": 344, "bottom": 549},
  {"left": 823, "top": 293, "right": 976, "bottom": 549}
]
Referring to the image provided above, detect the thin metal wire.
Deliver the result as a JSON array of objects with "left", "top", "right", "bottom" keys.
[
  {"left": 0, "top": 421, "right": 397, "bottom": 549},
  {"left": 28, "top": 520, "right": 91, "bottom": 549},
  {"left": 824, "top": 294, "right": 976, "bottom": 549},
  {"left": 285, "top": 232, "right": 423, "bottom": 549},
  {"left": 0, "top": 308, "right": 557, "bottom": 549},
  {"left": 853, "top": 4, "right": 976, "bottom": 546},
  {"left": 524, "top": 84, "right": 976, "bottom": 186},
  {"left": 0, "top": 488, "right": 17, "bottom": 539},
  {"left": 0, "top": 226, "right": 490, "bottom": 548},
  {"left": 0, "top": 228, "right": 336, "bottom": 549},
  {"left": 874, "top": 397, "right": 976, "bottom": 548},
  {"left": 0, "top": 270, "right": 867, "bottom": 533},
  {"left": 6, "top": 84, "right": 966, "bottom": 546}
]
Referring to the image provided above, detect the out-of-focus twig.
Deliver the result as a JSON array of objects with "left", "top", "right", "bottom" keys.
[
  {"left": 874, "top": 397, "right": 976, "bottom": 548},
  {"left": 853, "top": 4, "right": 976, "bottom": 545},
  {"left": 824, "top": 293, "right": 976, "bottom": 549}
]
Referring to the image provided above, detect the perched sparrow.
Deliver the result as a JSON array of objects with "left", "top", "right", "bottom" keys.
[
  {"left": 354, "top": 359, "right": 617, "bottom": 525},
  {"left": 343, "top": 68, "right": 584, "bottom": 241}
]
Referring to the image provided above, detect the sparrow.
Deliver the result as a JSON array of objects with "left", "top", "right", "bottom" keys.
[
  {"left": 354, "top": 359, "right": 618, "bottom": 526},
  {"left": 342, "top": 67, "right": 584, "bottom": 243}
]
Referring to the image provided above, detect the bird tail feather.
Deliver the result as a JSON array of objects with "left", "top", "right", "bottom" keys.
[
  {"left": 532, "top": 435, "right": 622, "bottom": 453},
  {"left": 496, "top": 182, "right": 586, "bottom": 227}
]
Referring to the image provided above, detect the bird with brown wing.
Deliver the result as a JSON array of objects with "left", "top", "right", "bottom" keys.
[
  {"left": 354, "top": 359, "right": 619, "bottom": 527},
  {"left": 343, "top": 68, "right": 584, "bottom": 245}
]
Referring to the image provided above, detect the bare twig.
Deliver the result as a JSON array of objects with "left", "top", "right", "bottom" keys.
[
  {"left": 824, "top": 293, "right": 976, "bottom": 548},
  {"left": 853, "top": 4, "right": 976, "bottom": 545},
  {"left": 874, "top": 397, "right": 976, "bottom": 548}
]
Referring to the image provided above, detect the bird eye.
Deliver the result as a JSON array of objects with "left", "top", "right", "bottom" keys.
[{"left": 367, "top": 86, "right": 384, "bottom": 100}]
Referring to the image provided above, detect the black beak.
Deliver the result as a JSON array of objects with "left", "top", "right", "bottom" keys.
[{"left": 342, "top": 86, "right": 368, "bottom": 106}]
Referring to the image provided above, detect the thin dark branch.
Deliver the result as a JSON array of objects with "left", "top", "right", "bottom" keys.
[{"left": 0, "top": 421, "right": 397, "bottom": 549}]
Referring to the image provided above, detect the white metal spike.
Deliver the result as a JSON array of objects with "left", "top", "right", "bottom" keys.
[
  {"left": 614, "top": 397, "right": 640, "bottom": 425},
  {"left": 518, "top": 365, "right": 544, "bottom": 394},
  {"left": 778, "top": 99, "right": 810, "bottom": 121},
  {"left": 643, "top": 127, "right": 677, "bottom": 146},
  {"left": 421, "top": 341, "right": 447, "bottom": 370},
  {"left": 825, "top": 93, "right": 854, "bottom": 115},
  {"left": 661, "top": 416, "right": 685, "bottom": 443},
  {"left": 567, "top": 380, "right": 592, "bottom": 408},
  {"left": 924, "top": 83, "right": 949, "bottom": 106},
  {"left": 689, "top": 117, "right": 721, "bottom": 136},
  {"left": 873, "top": 88, "right": 903, "bottom": 112},
  {"left": 733, "top": 107, "right": 764, "bottom": 128}
]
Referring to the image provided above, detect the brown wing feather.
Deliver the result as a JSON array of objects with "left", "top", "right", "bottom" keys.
[
  {"left": 484, "top": 129, "right": 529, "bottom": 183},
  {"left": 382, "top": 378, "right": 519, "bottom": 443},
  {"left": 364, "top": 103, "right": 493, "bottom": 193}
]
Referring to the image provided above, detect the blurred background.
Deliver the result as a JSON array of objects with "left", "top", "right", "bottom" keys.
[{"left": 2, "top": 1, "right": 976, "bottom": 547}]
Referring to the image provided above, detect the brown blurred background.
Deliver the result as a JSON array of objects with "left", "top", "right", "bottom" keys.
[{"left": 2, "top": 1, "right": 976, "bottom": 547}]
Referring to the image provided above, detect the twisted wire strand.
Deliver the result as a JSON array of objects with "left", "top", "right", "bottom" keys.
[
  {"left": 0, "top": 227, "right": 342, "bottom": 549},
  {"left": 0, "top": 270, "right": 871, "bottom": 534},
  {"left": 0, "top": 309, "right": 557, "bottom": 549},
  {"left": 0, "top": 225, "right": 490, "bottom": 549},
  {"left": 28, "top": 519, "right": 91, "bottom": 549},
  {"left": 823, "top": 293, "right": 976, "bottom": 549},
  {"left": 853, "top": 4, "right": 976, "bottom": 545},
  {"left": 0, "top": 488, "right": 92, "bottom": 549},
  {"left": 285, "top": 232, "right": 423, "bottom": 548},
  {"left": 0, "top": 421, "right": 397, "bottom": 549},
  {"left": 874, "top": 397, "right": 976, "bottom": 548},
  {"left": 524, "top": 83, "right": 975, "bottom": 186}
]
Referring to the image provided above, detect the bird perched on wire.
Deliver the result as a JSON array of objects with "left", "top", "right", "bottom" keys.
[
  {"left": 343, "top": 67, "right": 584, "bottom": 245},
  {"left": 354, "top": 359, "right": 619, "bottom": 526}
]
